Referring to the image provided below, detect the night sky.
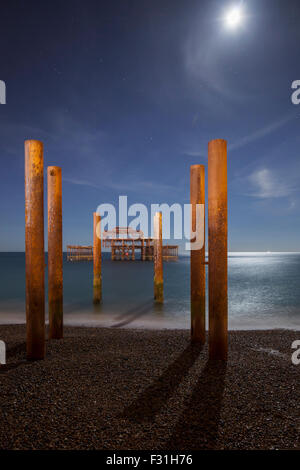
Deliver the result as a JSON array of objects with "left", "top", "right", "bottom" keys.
[{"left": 1, "top": 0, "right": 300, "bottom": 252}]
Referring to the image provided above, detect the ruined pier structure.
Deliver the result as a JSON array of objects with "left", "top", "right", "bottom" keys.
[
  {"left": 102, "top": 227, "right": 178, "bottom": 261},
  {"left": 67, "top": 227, "right": 178, "bottom": 261}
]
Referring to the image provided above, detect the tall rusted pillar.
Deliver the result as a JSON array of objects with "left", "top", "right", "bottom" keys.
[
  {"left": 190, "top": 165, "right": 205, "bottom": 344},
  {"left": 208, "top": 139, "right": 228, "bottom": 360},
  {"left": 93, "top": 212, "right": 102, "bottom": 304},
  {"left": 48, "top": 166, "right": 63, "bottom": 339},
  {"left": 25, "top": 140, "right": 45, "bottom": 360},
  {"left": 154, "top": 212, "right": 163, "bottom": 303}
]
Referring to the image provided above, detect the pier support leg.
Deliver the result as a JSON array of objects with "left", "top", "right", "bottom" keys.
[
  {"left": 154, "top": 212, "right": 163, "bottom": 303},
  {"left": 48, "top": 166, "right": 63, "bottom": 339},
  {"left": 208, "top": 139, "right": 228, "bottom": 360},
  {"left": 190, "top": 165, "right": 205, "bottom": 344},
  {"left": 93, "top": 212, "right": 102, "bottom": 304},
  {"left": 25, "top": 140, "right": 45, "bottom": 360}
]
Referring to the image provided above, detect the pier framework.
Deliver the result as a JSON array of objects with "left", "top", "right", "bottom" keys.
[
  {"left": 102, "top": 227, "right": 178, "bottom": 261},
  {"left": 67, "top": 227, "right": 178, "bottom": 262},
  {"left": 67, "top": 245, "right": 93, "bottom": 261}
]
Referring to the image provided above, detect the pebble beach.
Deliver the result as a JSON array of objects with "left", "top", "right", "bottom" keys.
[{"left": 0, "top": 325, "right": 299, "bottom": 450}]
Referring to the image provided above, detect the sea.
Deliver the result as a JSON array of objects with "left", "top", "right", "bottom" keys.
[{"left": 0, "top": 252, "right": 299, "bottom": 330}]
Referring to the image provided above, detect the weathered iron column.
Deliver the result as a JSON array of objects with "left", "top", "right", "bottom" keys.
[
  {"left": 48, "top": 166, "right": 63, "bottom": 339},
  {"left": 190, "top": 164, "right": 205, "bottom": 344},
  {"left": 154, "top": 212, "right": 163, "bottom": 303},
  {"left": 208, "top": 139, "right": 228, "bottom": 360},
  {"left": 25, "top": 140, "right": 45, "bottom": 360},
  {"left": 93, "top": 212, "right": 102, "bottom": 303}
]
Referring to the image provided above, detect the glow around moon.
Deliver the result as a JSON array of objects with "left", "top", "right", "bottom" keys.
[{"left": 224, "top": 6, "right": 243, "bottom": 29}]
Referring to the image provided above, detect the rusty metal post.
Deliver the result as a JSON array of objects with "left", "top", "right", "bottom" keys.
[
  {"left": 190, "top": 165, "right": 205, "bottom": 344},
  {"left": 93, "top": 212, "right": 102, "bottom": 304},
  {"left": 154, "top": 212, "right": 163, "bottom": 303},
  {"left": 48, "top": 166, "right": 63, "bottom": 339},
  {"left": 25, "top": 140, "right": 45, "bottom": 360},
  {"left": 208, "top": 139, "right": 228, "bottom": 360}
]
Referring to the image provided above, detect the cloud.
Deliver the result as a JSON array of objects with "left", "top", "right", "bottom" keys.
[
  {"left": 108, "top": 180, "right": 176, "bottom": 192},
  {"left": 183, "top": 150, "right": 206, "bottom": 158},
  {"left": 63, "top": 176, "right": 177, "bottom": 194},
  {"left": 183, "top": 114, "right": 296, "bottom": 159},
  {"left": 63, "top": 177, "right": 100, "bottom": 189},
  {"left": 229, "top": 114, "right": 295, "bottom": 152},
  {"left": 248, "top": 168, "right": 297, "bottom": 199}
]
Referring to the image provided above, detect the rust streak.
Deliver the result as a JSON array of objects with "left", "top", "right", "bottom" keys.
[
  {"left": 48, "top": 166, "right": 63, "bottom": 339},
  {"left": 25, "top": 140, "right": 45, "bottom": 360},
  {"left": 190, "top": 164, "right": 206, "bottom": 344},
  {"left": 208, "top": 139, "right": 228, "bottom": 361}
]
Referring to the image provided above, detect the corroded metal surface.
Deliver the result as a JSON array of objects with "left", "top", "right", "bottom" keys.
[
  {"left": 48, "top": 166, "right": 63, "bottom": 339},
  {"left": 93, "top": 213, "right": 102, "bottom": 303},
  {"left": 190, "top": 164, "right": 205, "bottom": 344},
  {"left": 208, "top": 139, "right": 228, "bottom": 360},
  {"left": 153, "top": 212, "right": 163, "bottom": 303},
  {"left": 25, "top": 140, "right": 45, "bottom": 360}
]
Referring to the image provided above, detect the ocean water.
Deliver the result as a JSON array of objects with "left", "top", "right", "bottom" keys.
[{"left": 0, "top": 252, "right": 300, "bottom": 330}]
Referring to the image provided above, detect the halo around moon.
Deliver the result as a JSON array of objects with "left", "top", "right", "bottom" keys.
[{"left": 224, "top": 6, "right": 243, "bottom": 29}]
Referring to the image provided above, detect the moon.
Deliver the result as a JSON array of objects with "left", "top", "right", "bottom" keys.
[{"left": 224, "top": 6, "right": 243, "bottom": 29}]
